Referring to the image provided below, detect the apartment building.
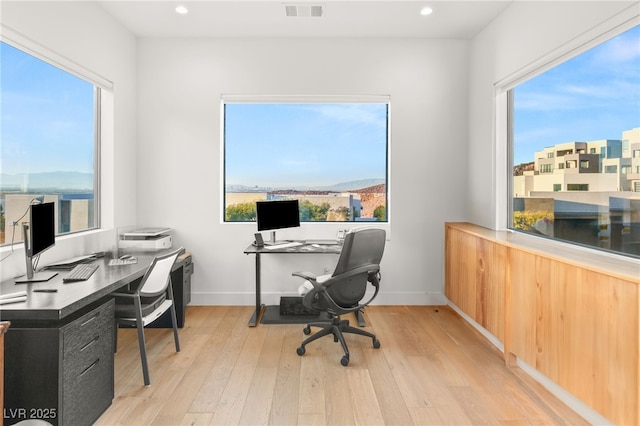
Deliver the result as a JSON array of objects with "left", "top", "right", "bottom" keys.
[{"left": 515, "top": 127, "right": 640, "bottom": 195}]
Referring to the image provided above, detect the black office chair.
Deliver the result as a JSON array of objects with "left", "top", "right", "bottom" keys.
[
  {"left": 113, "top": 247, "right": 184, "bottom": 386},
  {"left": 293, "top": 228, "right": 385, "bottom": 366}
]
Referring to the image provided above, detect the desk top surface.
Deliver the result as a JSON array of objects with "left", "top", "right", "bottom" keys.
[
  {"left": 244, "top": 241, "right": 342, "bottom": 254},
  {"left": 0, "top": 251, "right": 189, "bottom": 321}
]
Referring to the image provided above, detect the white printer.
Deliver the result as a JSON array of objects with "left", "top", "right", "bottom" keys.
[{"left": 119, "top": 227, "right": 172, "bottom": 251}]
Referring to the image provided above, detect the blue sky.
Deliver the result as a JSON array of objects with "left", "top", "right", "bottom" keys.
[
  {"left": 225, "top": 103, "right": 388, "bottom": 188},
  {"left": 2, "top": 24, "right": 637, "bottom": 179},
  {"left": 1, "top": 42, "right": 95, "bottom": 176},
  {"left": 513, "top": 25, "right": 640, "bottom": 165}
]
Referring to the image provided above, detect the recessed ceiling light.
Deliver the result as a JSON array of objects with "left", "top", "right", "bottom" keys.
[
  {"left": 175, "top": 5, "right": 189, "bottom": 15},
  {"left": 420, "top": 6, "right": 433, "bottom": 16}
]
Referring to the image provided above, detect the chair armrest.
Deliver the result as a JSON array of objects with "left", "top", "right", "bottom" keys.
[
  {"left": 317, "top": 264, "right": 381, "bottom": 313},
  {"left": 112, "top": 291, "right": 138, "bottom": 298},
  {"left": 292, "top": 271, "right": 318, "bottom": 281}
]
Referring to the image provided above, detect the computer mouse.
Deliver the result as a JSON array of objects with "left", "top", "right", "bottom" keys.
[{"left": 119, "top": 254, "right": 133, "bottom": 260}]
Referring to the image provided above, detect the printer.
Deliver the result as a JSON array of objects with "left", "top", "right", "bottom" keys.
[{"left": 119, "top": 227, "right": 172, "bottom": 251}]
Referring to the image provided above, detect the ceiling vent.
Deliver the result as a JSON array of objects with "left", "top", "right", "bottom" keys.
[{"left": 284, "top": 4, "right": 323, "bottom": 17}]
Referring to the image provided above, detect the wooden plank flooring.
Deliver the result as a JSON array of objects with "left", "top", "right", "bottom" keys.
[{"left": 96, "top": 306, "right": 588, "bottom": 425}]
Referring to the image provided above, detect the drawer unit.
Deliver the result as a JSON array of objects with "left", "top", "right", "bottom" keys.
[
  {"left": 62, "top": 299, "right": 114, "bottom": 426},
  {"left": 3, "top": 299, "right": 114, "bottom": 426}
]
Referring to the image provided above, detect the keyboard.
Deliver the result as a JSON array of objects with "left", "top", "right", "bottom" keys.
[
  {"left": 63, "top": 263, "right": 99, "bottom": 282},
  {"left": 305, "top": 239, "right": 339, "bottom": 245},
  {"left": 108, "top": 257, "right": 138, "bottom": 266},
  {"left": 263, "top": 242, "right": 303, "bottom": 250}
]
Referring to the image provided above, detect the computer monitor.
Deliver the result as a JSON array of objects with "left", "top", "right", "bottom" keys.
[
  {"left": 256, "top": 199, "right": 300, "bottom": 245},
  {"left": 16, "top": 202, "right": 58, "bottom": 283}
]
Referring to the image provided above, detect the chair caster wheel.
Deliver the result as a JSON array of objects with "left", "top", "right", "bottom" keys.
[
  {"left": 297, "top": 346, "right": 305, "bottom": 356},
  {"left": 340, "top": 356, "right": 349, "bottom": 366},
  {"left": 373, "top": 339, "right": 381, "bottom": 349},
  {"left": 303, "top": 326, "right": 311, "bottom": 335}
]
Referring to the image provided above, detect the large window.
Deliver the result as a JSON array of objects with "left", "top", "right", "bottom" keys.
[
  {"left": 223, "top": 98, "right": 389, "bottom": 223},
  {"left": 0, "top": 41, "right": 100, "bottom": 246},
  {"left": 510, "top": 25, "right": 640, "bottom": 257}
]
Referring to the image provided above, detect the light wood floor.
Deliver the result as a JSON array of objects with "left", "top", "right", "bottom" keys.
[{"left": 96, "top": 305, "right": 588, "bottom": 425}]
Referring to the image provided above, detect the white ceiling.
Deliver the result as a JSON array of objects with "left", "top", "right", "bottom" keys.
[{"left": 97, "top": 1, "right": 513, "bottom": 39}]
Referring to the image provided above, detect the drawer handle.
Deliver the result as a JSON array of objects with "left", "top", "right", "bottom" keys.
[
  {"left": 81, "top": 336, "right": 100, "bottom": 352},
  {"left": 80, "top": 359, "right": 100, "bottom": 377},
  {"left": 81, "top": 312, "right": 100, "bottom": 327}
]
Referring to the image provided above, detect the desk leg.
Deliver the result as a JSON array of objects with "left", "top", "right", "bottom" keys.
[{"left": 249, "top": 253, "right": 264, "bottom": 327}]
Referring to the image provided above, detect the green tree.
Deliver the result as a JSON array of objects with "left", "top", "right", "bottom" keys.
[
  {"left": 512, "top": 210, "right": 553, "bottom": 231},
  {"left": 373, "top": 205, "right": 386, "bottom": 221},
  {"left": 226, "top": 202, "right": 257, "bottom": 221},
  {"left": 299, "top": 200, "right": 330, "bottom": 221}
]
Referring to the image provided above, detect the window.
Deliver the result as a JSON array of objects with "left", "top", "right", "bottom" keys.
[
  {"left": 567, "top": 184, "right": 589, "bottom": 191},
  {"left": 510, "top": 25, "right": 639, "bottom": 258},
  {"left": 1, "top": 41, "right": 100, "bottom": 246},
  {"left": 223, "top": 98, "right": 389, "bottom": 223}
]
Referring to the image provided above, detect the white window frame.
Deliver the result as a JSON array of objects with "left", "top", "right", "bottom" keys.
[
  {"left": 219, "top": 94, "right": 392, "bottom": 229},
  {"left": 0, "top": 25, "right": 113, "bottom": 240},
  {"left": 493, "top": 6, "right": 639, "bottom": 257}
]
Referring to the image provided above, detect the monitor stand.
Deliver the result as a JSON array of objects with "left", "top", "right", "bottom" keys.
[
  {"left": 15, "top": 271, "right": 58, "bottom": 284},
  {"left": 262, "top": 231, "right": 289, "bottom": 246}
]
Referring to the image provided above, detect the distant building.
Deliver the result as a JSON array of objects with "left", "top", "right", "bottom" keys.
[
  {"left": 225, "top": 191, "right": 365, "bottom": 221},
  {"left": 1, "top": 193, "right": 94, "bottom": 244},
  {"left": 513, "top": 127, "right": 640, "bottom": 255},
  {"left": 624, "top": 127, "right": 640, "bottom": 192},
  {"left": 514, "top": 127, "right": 640, "bottom": 196}
]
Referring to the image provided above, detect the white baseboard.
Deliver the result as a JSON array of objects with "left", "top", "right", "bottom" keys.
[{"left": 191, "top": 291, "right": 448, "bottom": 306}]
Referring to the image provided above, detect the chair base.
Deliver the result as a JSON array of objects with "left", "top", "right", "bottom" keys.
[{"left": 296, "top": 315, "right": 380, "bottom": 366}]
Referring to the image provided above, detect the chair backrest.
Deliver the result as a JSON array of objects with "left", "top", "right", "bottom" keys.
[
  {"left": 139, "top": 248, "right": 183, "bottom": 297},
  {"left": 326, "top": 228, "right": 386, "bottom": 307}
]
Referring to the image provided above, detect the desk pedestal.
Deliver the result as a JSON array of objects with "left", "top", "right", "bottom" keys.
[{"left": 4, "top": 299, "right": 114, "bottom": 426}]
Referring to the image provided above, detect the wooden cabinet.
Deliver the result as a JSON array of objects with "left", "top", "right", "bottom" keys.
[
  {"left": 3, "top": 299, "right": 114, "bottom": 426},
  {"left": 445, "top": 225, "right": 507, "bottom": 342},
  {"left": 445, "top": 222, "right": 640, "bottom": 426}
]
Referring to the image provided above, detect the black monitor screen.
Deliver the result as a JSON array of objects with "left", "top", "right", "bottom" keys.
[
  {"left": 256, "top": 199, "right": 300, "bottom": 231},
  {"left": 30, "top": 202, "right": 55, "bottom": 256}
]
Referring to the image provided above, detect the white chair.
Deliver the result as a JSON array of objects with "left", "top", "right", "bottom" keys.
[{"left": 113, "top": 247, "right": 183, "bottom": 386}]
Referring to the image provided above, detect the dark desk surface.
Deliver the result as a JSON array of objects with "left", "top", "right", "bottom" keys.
[
  {"left": 0, "top": 251, "right": 187, "bottom": 322},
  {"left": 244, "top": 241, "right": 342, "bottom": 255}
]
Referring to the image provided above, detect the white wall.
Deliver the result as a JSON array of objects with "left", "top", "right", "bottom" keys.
[
  {"left": 2, "top": 0, "right": 635, "bottom": 302},
  {"left": 0, "top": 2, "right": 137, "bottom": 280},
  {"left": 136, "top": 37, "right": 470, "bottom": 305},
  {"left": 468, "top": 0, "right": 638, "bottom": 229}
]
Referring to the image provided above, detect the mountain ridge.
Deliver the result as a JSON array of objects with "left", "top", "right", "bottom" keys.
[
  {"left": 226, "top": 178, "right": 385, "bottom": 193},
  {"left": 1, "top": 171, "right": 93, "bottom": 191}
]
